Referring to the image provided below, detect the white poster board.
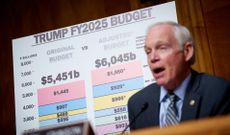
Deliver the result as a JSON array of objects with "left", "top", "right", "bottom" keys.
[{"left": 12, "top": 1, "right": 177, "bottom": 135}]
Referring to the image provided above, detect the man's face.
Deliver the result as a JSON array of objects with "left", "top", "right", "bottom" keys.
[{"left": 145, "top": 24, "right": 190, "bottom": 90}]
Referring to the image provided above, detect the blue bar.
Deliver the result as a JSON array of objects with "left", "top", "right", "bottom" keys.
[
  {"left": 39, "top": 98, "right": 86, "bottom": 116},
  {"left": 95, "top": 105, "right": 127, "bottom": 118},
  {"left": 93, "top": 77, "right": 144, "bottom": 97}
]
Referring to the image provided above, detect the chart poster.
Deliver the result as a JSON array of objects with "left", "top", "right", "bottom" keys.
[{"left": 12, "top": 1, "right": 177, "bottom": 135}]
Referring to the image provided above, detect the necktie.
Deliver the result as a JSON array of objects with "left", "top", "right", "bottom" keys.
[{"left": 165, "top": 93, "right": 179, "bottom": 127}]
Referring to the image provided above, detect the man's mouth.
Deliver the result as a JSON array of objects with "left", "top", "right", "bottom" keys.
[{"left": 153, "top": 67, "right": 165, "bottom": 74}]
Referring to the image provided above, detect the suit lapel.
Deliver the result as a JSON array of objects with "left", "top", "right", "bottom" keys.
[
  {"left": 181, "top": 94, "right": 200, "bottom": 121},
  {"left": 152, "top": 87, "right": 160, "bottom": 126},
  {"left": 181, "top": 70, "right": 201, "bottom": 121},
  {"left": 146, "top": 84, "right": 160, "bottom": 126}
]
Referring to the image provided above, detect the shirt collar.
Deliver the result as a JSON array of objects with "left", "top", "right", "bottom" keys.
[{"left": 159, "top": 73, "right": 191, "bottom": 103}]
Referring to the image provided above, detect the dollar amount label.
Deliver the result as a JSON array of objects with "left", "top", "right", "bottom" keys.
[
  {"left": 41, "top": 70, "right": 80, "bottom": 85},
  {"left": 95, "top": 52, "right": 136, "bottom": 68}
]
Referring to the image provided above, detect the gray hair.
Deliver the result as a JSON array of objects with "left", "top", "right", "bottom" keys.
[{"left": 148, "top": 21, "right": 195, "bottom": 65}]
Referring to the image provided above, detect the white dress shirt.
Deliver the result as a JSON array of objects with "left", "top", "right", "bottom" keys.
[{"left": 159, "top": 73, "right": 191, "bottom": 127}]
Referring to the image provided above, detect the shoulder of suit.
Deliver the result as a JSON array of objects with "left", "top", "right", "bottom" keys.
[
  {"left": 194, "top": 72, "right": 230, "bottom": 97},
  {"left": 129, "top": 83, "right": 159, "bottom": 101},
  {"left": 198, "top": 72, "right": 230, "bottom": 86}
]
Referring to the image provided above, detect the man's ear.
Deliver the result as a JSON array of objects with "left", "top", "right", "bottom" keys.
[{"left": 183, "top": 42, "right": 194, "bottom": 62}]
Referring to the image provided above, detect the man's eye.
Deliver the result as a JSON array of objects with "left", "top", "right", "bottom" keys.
[
  {"left": 145, "top": 49, "right": 151, "bottom": 54},
  {"left": 144, "top": 48, "right": 151, "bottom": 54},
  {"left": 159, "top": 46, "right": 168, "bottom": 51},
  {"left": 160, "top": 45, "right": 167, "bottom": 49}
]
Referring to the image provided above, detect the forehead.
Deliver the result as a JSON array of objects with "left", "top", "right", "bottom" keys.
[{"left": 145, "top": 24, "right": 176, "bottom": 46}]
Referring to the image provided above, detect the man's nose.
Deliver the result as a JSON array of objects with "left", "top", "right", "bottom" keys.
[{"left": 150, "top": 51, "right": 160, "bottom": 63}]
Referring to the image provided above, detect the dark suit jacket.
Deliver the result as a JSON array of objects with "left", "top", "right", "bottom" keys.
[{"left": 128, "top": 70, "right": 230, "bottom": 130}]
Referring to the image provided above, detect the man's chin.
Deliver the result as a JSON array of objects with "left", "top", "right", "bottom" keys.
[{"left": 155, "top": 79, "right": 165, "bottom": 86}]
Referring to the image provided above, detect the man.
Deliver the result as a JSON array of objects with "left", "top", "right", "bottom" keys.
[{"left": 128, "top": 21, "right": 230, "bottom": 130}]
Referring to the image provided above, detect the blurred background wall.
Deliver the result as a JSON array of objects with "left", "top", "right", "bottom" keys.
[{"left": 1, "top": 0, "right": 230, "bottom": 134}]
